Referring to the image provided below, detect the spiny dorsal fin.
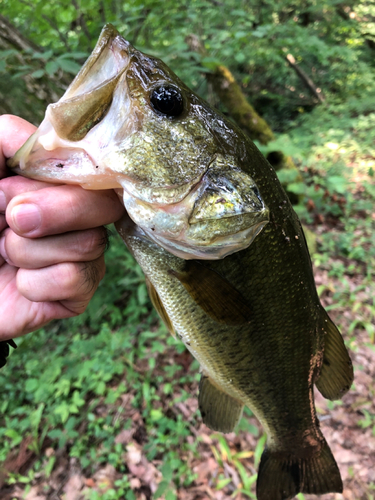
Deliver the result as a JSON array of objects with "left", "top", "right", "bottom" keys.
[
  {"left": 169, "top": 261, "right": 252, "bottom": 325},
  {"left": 315, "top": 308, "right": 353, "bottom": 400},
  {"left": 145, "top": 276, "right": 175, "bottom": 337},
  {"left": 199, "top": 374, "right": 244, "bottom": 433}
]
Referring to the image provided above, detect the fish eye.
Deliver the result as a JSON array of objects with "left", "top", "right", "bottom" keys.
[{"left": 150, "top": 85, "right": 184, "bottom": 117}]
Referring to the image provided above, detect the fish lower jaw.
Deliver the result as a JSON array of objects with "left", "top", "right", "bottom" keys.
[
  {"left": 10, "top": 145, "right": 127, "bottom": 190},
  {"left": 118, "top": 204, "right": 268, "bottom": 260},
  {"left": 122, "top": 178, "right": 269, "bottom": 260},
  {"left": 141, "top": 218, "right": 268, "bottom": 260}
]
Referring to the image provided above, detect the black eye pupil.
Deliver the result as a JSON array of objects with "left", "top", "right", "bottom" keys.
[{"left": 150, "top": 86, "right": 184, "bottom": 117}]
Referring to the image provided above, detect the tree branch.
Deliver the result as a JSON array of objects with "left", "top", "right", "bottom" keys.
[
  {"left": 131, "top": 8, "right": 151, "bottom": 45},
  {"left": 0, "top": 15, "right": 71, "bottom": 107},
  {"left": 41, "top": 14, "right": 69, "bottom": 49},
  {"left": 71, "top": 0, "right": 92, "bottom": 44},
  {"left": 0, "top": 14, "right": 40, "bottom": 52},
  {"left": 99, "top": 0, "right": 106, "bottom": 24},
  {"left": 286, "top": 53, "right": 325, "bottom": 103}
]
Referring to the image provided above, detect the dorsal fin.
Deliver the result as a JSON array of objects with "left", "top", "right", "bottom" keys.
[
  {"left": 169, "top": 260, "right": 252, "bottom": 326},
  {"left": 315, "top": 308, "right": 353, "bottom": 400}
]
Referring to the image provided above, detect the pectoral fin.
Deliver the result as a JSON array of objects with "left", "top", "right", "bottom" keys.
[
  {"left": 169, "top": 261, "right": 252, "bottom": 325},
  {"left": 315, "top": 308, "right": 353, "bottom": 400},
  {"left": 145, "top": 276, "right": 175, "bottom": 337},
  {"left": 199, "top": 374, "right": 244, "bottom": 433}
]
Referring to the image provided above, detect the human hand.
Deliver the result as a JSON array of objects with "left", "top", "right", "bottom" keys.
[{"left": 0, "top": 115, "right": 125, "bottom": 346}]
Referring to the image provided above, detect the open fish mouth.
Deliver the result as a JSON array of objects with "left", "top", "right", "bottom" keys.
[{"left": 8, "top": 24, "right": 269, "bottom": 260}]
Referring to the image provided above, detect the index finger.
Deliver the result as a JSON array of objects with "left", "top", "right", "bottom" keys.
[
  {"left": 6, "top": 184, "right": 125, "bottom": 237},
  {"left": 0, "top": 115, "right": 37, "bottom": 176}
]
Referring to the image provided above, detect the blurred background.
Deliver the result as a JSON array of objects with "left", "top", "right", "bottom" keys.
[{"left": 0, "top": 1, "right": 374, "bottom": 499}]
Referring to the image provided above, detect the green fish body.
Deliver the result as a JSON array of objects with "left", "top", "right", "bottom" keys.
[{"left": 9, "top": 25, "right": 353, "bottom": 500}]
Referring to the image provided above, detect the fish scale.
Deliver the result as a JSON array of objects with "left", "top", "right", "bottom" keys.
[{"left": 7, "top": 24, "right": 353, "bottom": 500}]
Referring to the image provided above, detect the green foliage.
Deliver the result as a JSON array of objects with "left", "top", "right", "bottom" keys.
[
  {"left": 0, "top": 233, "right": 203, "bottom": 494},
  {"left": 1, "top": 0, "right": 374, "bottom": 126},
  {"left": 0, "top": 1, "right": 374, "bottom": 497}
]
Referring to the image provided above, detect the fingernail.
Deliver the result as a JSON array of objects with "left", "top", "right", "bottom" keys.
[
  {"left": 0, "top": 191, "right": 6, "bottom": 212},
  {"left": 11, "top": 203, "right": 42, "bottom": 234}
]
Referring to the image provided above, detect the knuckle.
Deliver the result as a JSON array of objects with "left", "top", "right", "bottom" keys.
[
  {"left": 16, "top": 268, "right": 39, "bottom": 299},
  {"left": 62, "top": 262, "right": 85, "bottom": 290},
  {"left": 59, "top": 258, "right": 105, "bottom": 298},
  {"left": 0, "top": 177, "right": 15, "bottom": 195},
  {"left": 72, "top": 227, "right": 108, "bottom": 259},
  {"left": 2, "top": 229, "right": 21, "bottom": 265}
]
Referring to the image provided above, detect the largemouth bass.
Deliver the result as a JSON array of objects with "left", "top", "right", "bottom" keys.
[{"left": 8, "top": 25, "right": 353, "bottom": 500}]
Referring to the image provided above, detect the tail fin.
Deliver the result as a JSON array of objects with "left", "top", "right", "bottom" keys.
[{"left": 256, "top": 439, "right": 342, "bottom": 500}]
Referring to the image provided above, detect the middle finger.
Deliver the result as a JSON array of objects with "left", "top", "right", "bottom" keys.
[{"left": 0, "top": 226, "right": 108, "bottom": 269}]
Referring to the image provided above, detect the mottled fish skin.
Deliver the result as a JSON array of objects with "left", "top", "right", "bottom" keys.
[{"left": 9, "top": 25, "right": 353, "bottom": 500}]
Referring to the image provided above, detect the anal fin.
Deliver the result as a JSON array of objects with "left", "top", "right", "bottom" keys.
[
  {"left": 315, "top": 308, "right": 353, "bottom": 400},
  {"left": 199, "top": 374, "right": 244, "bottom": 433}
]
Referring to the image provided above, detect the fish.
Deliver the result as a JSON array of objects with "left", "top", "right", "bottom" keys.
[{"left": 8, "top": 24, "right": 353, "bottom": 500}]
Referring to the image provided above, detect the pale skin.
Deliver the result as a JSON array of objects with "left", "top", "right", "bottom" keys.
[{"left": 0, "top": 115, "right": 125, "bottom": 340}]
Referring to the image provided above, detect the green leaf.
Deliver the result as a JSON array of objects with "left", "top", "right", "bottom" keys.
[
  {"left": 30, "top": 403, "right": 45, "bottom": 430},
  {"left": 326, "top": 175, "right": 347, "bottom": 194},
  {"left": 32, "top": 50, "right": 53, "bottom": 60},
  {"left": 95, "top": 381, "right": 106, "bottom": 395},
  {"left": 58, "top": 51, "right": 88, "bottom": 60},
  {"left": 25, "top": 378, "right": 39, "bottom": 392},
  {"left": 235, "top": 52, "right": 246, "bottom": 63},
  {"left": 54, "top": 402, "right": 70, "bottom": 423},
  {"left": 45, "top": 61, "right": 59, "bottom": 75},
  {"left": 56, "top": 58, "right": 81, "bottom": 74},
  {"left": 160, "top": 462, "right": 173, "bottom": 482},
  {"left": 216, "top": 477, "right": 232, "bottom": 489},
  {"left": 201, "top": 56, "right": 221, "bottom": 71},
  {"left": 31, "top": 69, "right": 44, "bottom": 78},
  {"left": 154, "top": 480, "right": 170, "bottom": 499},
  {"left": 287, "top": 182, "right": 305, "bottom": 195}
]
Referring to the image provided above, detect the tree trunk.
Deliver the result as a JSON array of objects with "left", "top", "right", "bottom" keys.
[
  {"left": 206, "top": 65, "right": 275, "bottom": 145},
  {"left": 186, "top": 34, "right": 304, "bottom": 203}
]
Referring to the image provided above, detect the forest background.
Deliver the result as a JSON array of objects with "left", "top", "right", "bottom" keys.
[{"left": 0, "top": 1, "right": 374, "bottom": 499}]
